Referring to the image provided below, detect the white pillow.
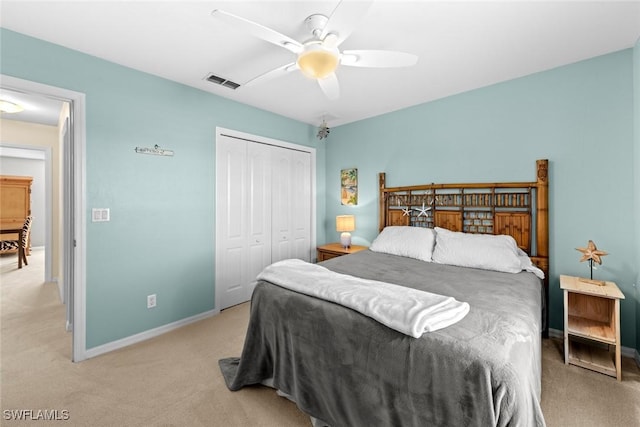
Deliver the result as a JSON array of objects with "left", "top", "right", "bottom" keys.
[
  {"left": 432, "top": 227, "right": 522, "bottom": 274},
  {"left": 517, "top": 248, "right": 545, "bottom": 279},
  {"left": 369, "top": 226, "right": 436, "bottom": 262}
]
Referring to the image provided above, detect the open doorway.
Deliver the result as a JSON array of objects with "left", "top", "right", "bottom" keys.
[
  {"left": 0, "top": 75, "right": 86, "bottom": 362},
  {"left": 0, "top": 92, "right": 59, "bottom": 288},
  {"left": 0, "top": 147, "right": 47, "bottom": 278}
]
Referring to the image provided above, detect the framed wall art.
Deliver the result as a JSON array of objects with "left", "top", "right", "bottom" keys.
[{"left": 341, "top": 168, "right": 358, "bottom": 205}]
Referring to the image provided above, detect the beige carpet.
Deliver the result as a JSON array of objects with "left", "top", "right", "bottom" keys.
[{"left": 1, "top": 249, "right": 639, "bottom": 426}]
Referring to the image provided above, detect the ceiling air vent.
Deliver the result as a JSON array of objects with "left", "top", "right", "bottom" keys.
[{"left": 205, "top": 73, "right": 240, "bottom": 90}]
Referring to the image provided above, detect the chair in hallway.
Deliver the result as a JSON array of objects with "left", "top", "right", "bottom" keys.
[{"left": 0, "top": 216, "right": 33, "bottom": 268}]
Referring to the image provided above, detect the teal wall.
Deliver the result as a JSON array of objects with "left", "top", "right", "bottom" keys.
[
  {"left": 1, "top": 29, "right": 327, "bottom": 348},
  {"left": 325, "top": 50, "right": 638, "bottom": 348},
  {"left": 634, "top": 38, "right": 640, "bottom": 356},
  {"left": 2, "top": 27, "right": 638, "bottom": 352}
]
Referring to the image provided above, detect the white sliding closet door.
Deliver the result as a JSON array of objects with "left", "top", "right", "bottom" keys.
[
  {"left": 216, "top": 130, "right": 313, "bottom": 311},
  {"left": 216, "top": 136, "right": 272, "bottom": 309},
  {"left": 246, "top": 142, "right": 272, "bottom": 295},
  {"left": 271, "top": 146, "right": 293, "bottom": 263},
  {"left": 271, "top": 147, "right": 312, "bottom": 263},
  {"left": 216, "top": 136, "right": 248, "bottom": 310},
  {"left": 290, "top": 149, "right": 311, "bottom": 262}
]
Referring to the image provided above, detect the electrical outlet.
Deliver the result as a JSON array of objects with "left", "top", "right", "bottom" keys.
[{"left": 147, "top": 294, "right": 156, "bottom": 309}]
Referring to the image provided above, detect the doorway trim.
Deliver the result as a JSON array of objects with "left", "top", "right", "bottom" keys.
[{"left": 1, "top": 74, "right": 87, "bottom": 362}]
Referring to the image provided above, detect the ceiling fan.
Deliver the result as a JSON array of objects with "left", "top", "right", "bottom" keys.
[{"left": 211, "top": 0, "right": 418, "bottom": 100}]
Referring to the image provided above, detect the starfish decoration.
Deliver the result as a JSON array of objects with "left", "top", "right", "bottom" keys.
[
  {"left": 402, "top": 207, "right": 412, "bottom": 217},
  {"left": 416, "top": 202, "right": 432, "bottom": 217},
  {"left": 576, "top": 240, "right": 608, "bottom": 265}
]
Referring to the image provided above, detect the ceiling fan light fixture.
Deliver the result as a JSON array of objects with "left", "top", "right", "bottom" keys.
[
  {"left": 0, "top": 99, "right": 24, "bottom": 114},
  {"left": 212, "top": 5, "right": 417, "bottom": 101},
  {"left": 297, "top": 44, "right": 339, "bottom": 79}
]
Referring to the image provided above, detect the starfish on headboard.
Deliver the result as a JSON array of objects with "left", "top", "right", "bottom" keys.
[
  {"left": 416, "top": 202, "right": 431, "bottom": 217},
  {"left": 402, "top": 207, "right": 412, "bottom": 216}
]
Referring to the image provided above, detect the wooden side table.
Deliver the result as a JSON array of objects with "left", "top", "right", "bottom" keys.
[
  {"left": 560, "top": 275, "right": 625, "bottom": 381},
  {"left": 316, "top": 243, "right": 368, "bottom": 262}
]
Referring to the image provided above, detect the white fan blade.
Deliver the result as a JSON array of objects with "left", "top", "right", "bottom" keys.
[
  {"left": 320, "top": 0, "right": 373, "bottom": 46},
  {"left": 212, "top": 9, "right": 303, "bottom": 54},
  {"left": 317, "top": 73, "right": 340, "bottom": 100},
  {"left": 341, "top": 50, "right": 418, "bottom": 68},
  {"left": 244, "top": 62, "right": 298, "bottom": 87}
]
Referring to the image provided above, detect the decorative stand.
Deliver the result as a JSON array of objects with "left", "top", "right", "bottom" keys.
[
  {"left": 575, "top": 240, "right": 607, "bottom": 286},
  {"left": 579, "top": 259, "right": 605, "bottom": 286}
]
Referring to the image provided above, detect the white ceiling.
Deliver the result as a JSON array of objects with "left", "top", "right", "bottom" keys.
[
  {"left": 0, "top": 88, "right": 65, "bottom": 127},
  {"left": 1, "top": 1, "right": 639, "bottom": 127}
]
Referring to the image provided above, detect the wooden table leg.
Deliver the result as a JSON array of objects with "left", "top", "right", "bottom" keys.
[
  {"left": 563, "top": 289, "right": 570, "bottom": 364},
  {"left": 615, "top": 300, "right": 621, "bottom": 381},
  {"left": 17, "top": 229, "right": 23, "bottom": 269}
]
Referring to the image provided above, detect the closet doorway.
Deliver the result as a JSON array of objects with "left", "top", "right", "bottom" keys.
[{"left": 215, "top": 127, "right": 316, "bottom": 310}]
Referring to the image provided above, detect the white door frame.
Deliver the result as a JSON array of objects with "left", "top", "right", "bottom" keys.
[
  {"left": 214, "top": 127, "right": 317, "bottom": 310},
  {"left": 1, "top": 74, "right": 87, "bottom": 362}
]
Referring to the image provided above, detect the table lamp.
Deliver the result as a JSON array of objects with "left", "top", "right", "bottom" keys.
[{"left": 336, "top": 215, "right": 355, "bottom": 248}]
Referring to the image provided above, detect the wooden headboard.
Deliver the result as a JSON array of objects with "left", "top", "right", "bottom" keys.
[{"left": 379, "top": 159, "right": 549, "bottom": 333}]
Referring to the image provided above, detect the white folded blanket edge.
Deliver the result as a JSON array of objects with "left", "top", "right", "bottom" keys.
[{"left": 257, "top": 259, "right": 470, "bottom": 338}]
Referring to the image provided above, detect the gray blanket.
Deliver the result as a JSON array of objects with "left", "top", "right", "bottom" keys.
[{"left": 219, "top": 250, "right": 546, "bottom": 426}]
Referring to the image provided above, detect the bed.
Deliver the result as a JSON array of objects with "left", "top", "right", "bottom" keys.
[{"left": 219, "top": 159, "right": 549, "bottom": 427}]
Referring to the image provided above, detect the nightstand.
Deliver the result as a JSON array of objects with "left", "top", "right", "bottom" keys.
[
  {"left": 316, "top": 243, "right": 368, "bottom": 262},
  {"left": 560, "top": 275, "right": 625, "bottom": 381}
]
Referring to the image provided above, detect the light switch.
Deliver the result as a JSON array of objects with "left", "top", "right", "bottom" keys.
[{"left": 92, "top": 208, "right": 110, "bottom": 222}]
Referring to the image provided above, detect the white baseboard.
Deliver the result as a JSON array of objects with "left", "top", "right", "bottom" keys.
[
  {"left": 548, "top": 328, "right": 637, "bottom": 360},
  {"left": 84, "top": 308, "right": 219, "bottom": 360},
  {"left": 49, "top": 277, "right": 63, "bottom": 303}
]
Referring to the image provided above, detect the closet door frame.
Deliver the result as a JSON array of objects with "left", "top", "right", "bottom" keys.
[{"left": 214, "top": 127, "right": 316, "bottom": 311}]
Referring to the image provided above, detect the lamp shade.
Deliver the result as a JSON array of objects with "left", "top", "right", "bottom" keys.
[
  {"left": 297, "top": 44, "right": 339, "bottom": 79},
  {"left": 336, "top": 215, "right": 355, "bottom": 232}
]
